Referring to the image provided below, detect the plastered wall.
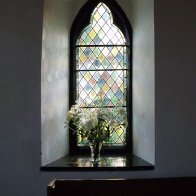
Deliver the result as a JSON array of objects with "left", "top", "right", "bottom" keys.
[
  {"left": 41, "top": 0, "right": 155, "bottom": 165},
  {"left": 0, "top": 0, "right": 196, "bottom": 195},
  {"left": 41, "top": 0, "right": 71, "bottom": 165}
]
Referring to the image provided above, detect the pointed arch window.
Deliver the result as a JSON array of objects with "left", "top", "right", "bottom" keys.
[{"left": 70, "top": 0, "right": 132, "bottom": 154}]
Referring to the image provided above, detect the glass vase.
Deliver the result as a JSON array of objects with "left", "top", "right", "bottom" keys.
[{"left": 88, "top": 141, "right": 102, "bottom": 163}]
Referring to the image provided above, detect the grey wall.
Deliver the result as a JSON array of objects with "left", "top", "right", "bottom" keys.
[
  {"left": 0, "top": 0, "right": 43, "bottom": 195},
  {"left": 0, "top": 0, "right": 196, "bottom": 195},
  {"left": 41, "top": 0, "right": 71, "bottom": 165},
  {"left": 155, "top": 0, "right": 196, "bottom": 176}
]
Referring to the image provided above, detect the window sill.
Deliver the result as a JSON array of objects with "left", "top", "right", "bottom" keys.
[{"left": 41, "top": 153, "right": 154, "bottom": 171}]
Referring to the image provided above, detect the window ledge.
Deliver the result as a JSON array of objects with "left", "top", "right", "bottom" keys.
[{"left": 41, "top": 154, "right": 154, "bottom": 171}]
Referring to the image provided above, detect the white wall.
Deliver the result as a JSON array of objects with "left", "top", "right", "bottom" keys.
[
  {"left": 41, "top": 0, "right": 71, "bottom": 165},
  {"left": 129, "top": 0, "right": 155, "bottom": 164}
]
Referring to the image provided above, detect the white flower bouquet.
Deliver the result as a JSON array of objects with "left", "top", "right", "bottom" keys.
[{"left": 65, "top": 92, "right": 128, "bottom": 144}]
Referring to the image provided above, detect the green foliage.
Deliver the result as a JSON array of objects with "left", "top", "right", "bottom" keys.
[{"left": 65, "top": 93, "right": 127, "bottom": 143}]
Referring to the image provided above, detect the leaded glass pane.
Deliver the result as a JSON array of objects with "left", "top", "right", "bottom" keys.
[
  {"left": 77, "top": 46, "right": 125, "bottom": 70},
  {"left": 77, "top": 70, "right": 126, "bottom": 107},
  {"left": 77, "top": 3, "right": 125, "bottom": 46},
  {"left": 75, "top": 3, "right": 129, "bottom": 147}
]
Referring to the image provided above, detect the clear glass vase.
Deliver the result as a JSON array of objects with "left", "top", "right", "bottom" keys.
[{"left": 88, "top": 141, "right": 102, "bottom": 163}]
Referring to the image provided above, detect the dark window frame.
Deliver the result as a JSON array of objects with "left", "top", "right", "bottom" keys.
[{"left": 69, "top": 0, "right": 132, "bottom": 155}]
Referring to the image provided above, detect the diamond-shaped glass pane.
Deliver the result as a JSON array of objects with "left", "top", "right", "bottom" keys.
[
  {"left": 77, "top": 3, "right": 125, "bottom": 46},
  {"left": 77, "top": 46, "right": 125, "bottom": 70},
  {"left": 76, "top": 3, "right": 129, "bottom": 147},
  {"left": 77, "top": 70, "right": 126, "bottom": 106}
]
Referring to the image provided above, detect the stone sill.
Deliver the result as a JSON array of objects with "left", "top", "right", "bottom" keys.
[{"left": 41, "top": 153, "right": 154, "bottom": 171}]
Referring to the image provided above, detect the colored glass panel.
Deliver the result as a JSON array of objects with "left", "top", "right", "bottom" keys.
[
  {"left": 77, "top": 70, "right": 126, "bottom": 107},
  {"left": 77, "top": 3, "right": 125, "bottom": 46},
  {"left": 76, "top": 3, "right": 128, "bottom": 146}
]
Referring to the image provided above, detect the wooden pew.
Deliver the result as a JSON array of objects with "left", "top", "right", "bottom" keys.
[{"left": 48, "top": 177, "right": 196, "bottom": 196}]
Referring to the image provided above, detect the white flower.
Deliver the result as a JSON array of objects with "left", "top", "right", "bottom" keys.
[
  {"left": 92, "top": 109, "right": 98, "bottom": 119},
  {"left": 84, "top": 119, "right": 94, "bottom": 132},
  {"left": 90, "top": 115, "right": 98, "bottom": 129},
  {"left": 66, "top": 110, "right": 74, "bottom": 121},
  {"left": 65, "top": 96, "right": 128, "bottom": 143}
]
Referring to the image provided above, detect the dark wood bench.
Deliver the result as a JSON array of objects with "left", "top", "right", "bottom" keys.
[{"left": 48, "top": 177, "right": 196, "bottom": 196}]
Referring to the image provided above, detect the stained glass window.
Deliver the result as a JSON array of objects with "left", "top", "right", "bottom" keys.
[{"left": 75, "top": 3, "right": 129, "bottom": 147}]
